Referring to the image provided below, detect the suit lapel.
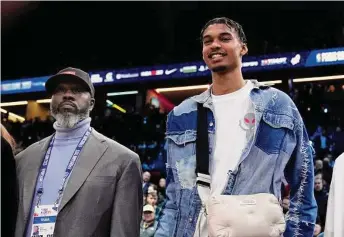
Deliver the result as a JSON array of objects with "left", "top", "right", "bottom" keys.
[
  {"left": 23, "top": 135, "right": 53, "bottom": 221},
  {"left": 58, "top": 130, "right": 108, "bottom": 212}
]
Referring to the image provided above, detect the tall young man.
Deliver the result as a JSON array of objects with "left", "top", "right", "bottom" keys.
[{"left": 155, "top": 17, "right": 317, "bottom": 237}]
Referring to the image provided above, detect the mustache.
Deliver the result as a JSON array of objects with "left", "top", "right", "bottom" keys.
[{"left": 58, "top": 101, "right": 77, "bottom": 108}]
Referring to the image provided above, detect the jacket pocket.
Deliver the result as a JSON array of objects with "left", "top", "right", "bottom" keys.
[
  {"left": 166, "top": 131, "right": 197, "bottom": 190},
  {"left": 166, "top": 130, "right": 197, "bottom": 145},
  {"left": 255, "top": 112, "right": 294, "bottom": 155}
]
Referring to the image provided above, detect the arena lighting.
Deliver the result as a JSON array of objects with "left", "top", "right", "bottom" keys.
[
  {"left": 112, "top": 104, "right": 126, "bottom": 113},
  {"left": 36, "top": 99, "right": 52, "bottom": 103},
  {"left": 0, "top": 108, "right": 25, "bottom": 122},
  {"left": 8, "top": 112, "right": 25, "bottom": 122},
  {"left": 0, "top": 101, "right": 28, "bottom": 107},
  {"left": 106, "top": 100, "right": 113, "bottom": 106},
  {"left": 106, "top": 100, "right": 126, "bottom": 113},
  {"left": 260, "top": 80, "right": 283, "bottom": 85},
  {"left": 107, "top": 91, "right": 138, "bottom": 97},
  {"left": 155, "top": 80, "right": 283, "bottom": 93},
  {"left": 293, "top": 75, "right": 344, "bottom": 83},
  {"left": 155, "top": 85, "right": 210, "bottom": 93}
]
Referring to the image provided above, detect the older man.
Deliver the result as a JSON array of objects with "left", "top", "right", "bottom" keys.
[{"left": 15, "top": 67, "right": 143, "bottom": 237}]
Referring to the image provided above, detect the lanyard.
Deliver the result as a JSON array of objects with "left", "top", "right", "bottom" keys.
[{"left": 36, "top": 127, "right": 92, "bottom": 208}]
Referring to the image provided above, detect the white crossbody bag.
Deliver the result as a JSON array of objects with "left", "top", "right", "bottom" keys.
[{"left": 194, "top": 103, "right": 286, "bottom": 237}]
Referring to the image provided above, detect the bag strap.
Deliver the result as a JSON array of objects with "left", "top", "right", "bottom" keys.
[{"left": 196, "top": 103, "right": 211, "bottom": 188}]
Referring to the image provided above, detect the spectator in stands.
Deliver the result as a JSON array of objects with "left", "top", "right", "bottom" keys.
[
  {"left": 155, "top": 17, "right": 317, "bottom": 237},
  {"left": 314, "top": 177, "right": 328, "bottom": 227},
  {"left": 314, "top": 223, "right": 322, "bottom": 237},
  {"left": 332, "top": 127, "right": 344, "bottom": 158},
  {"left": 146, "top": 190, "right": 163, "bottom": 220},
  {"left": 315, "top": 215, "right": 325, "bottom": 237},
  {"left": 315, "top": 159, "right": 323, "bottom": 173},
  {"left": 324, "top": 154, "right": 335, "bottom": 168},
  {"left": 158, "top": 178, "right": 166, "bottom": 189},
  {"left": 322, "top": 156, "right": 334, "bottom": 187},
  {"left": 282, "top": 197, "right": 290, "bottom": 215},
  {"left": 146, "top": 192, "right": 162, "bottom": 221},
  {"left": 314, "top": 129, "right": 331, "bottom": 159},
  {"left": 148, "top": 184, "right": 158, "bottom": 194},
  {"left": 143, "top": 171, "right": 152, "bottom": 194},
  {"left": 140, "top": 204, "right": 158, "bottom": 237},
  {"left": 157, "top": 178, "right": 166, "bottom": 204},
  {"left": 1, "top": 124, "right": 18, "bottom": 237},
  {"left": 315, "top": 172, "right": 323, "bottom": 181},
  {"left": 311, "top": 126, "right": 323, "bottom": 141}
]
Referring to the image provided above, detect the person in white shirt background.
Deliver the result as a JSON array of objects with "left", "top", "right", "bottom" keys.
[{"left": 324, "top": 152, "right": 344, "bottom": 237}]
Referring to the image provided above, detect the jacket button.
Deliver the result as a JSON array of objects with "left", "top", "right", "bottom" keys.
[
  {"left": 209, "top": 122, "right": 214, "bottom": 127},
  {"left": 189, "top": 218, "right": 192, "bottom": 222}
]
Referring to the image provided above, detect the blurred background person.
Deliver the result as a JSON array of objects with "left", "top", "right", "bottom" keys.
[
  {"left": 157, "top": 178, "right": 166, "bottom": 205},
  {"left": 314, "top": 223, "right": 322, "bottom": 237},
  {"left": 282, "top": 197, "right": 290, "bottom": 215},
  {"left": 314, "top": 176, "right": 328, "bottom": 228},
  {"left": 143, "top": 171, "right": 152, "bottom": 195},
  {"left": 140, "top": 205, "right": 157, "bottom": 237},
  {"left": 1, "top": 124, "right": 18, "bottom": 237},
  {"left": 324, "top": 153, "right": 344, "bottom": 237},
  {"left": 145, "top": 191, "right": 162, "bottom": 221}
]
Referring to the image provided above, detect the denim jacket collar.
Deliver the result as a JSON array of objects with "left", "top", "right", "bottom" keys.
[{"left": 192, "top": 79, "right": 269, "bottom": 111}]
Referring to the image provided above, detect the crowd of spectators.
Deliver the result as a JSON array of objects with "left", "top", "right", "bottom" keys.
[
  {"left": 286, "top": 82, "right": 343, "bottom": 236},
  {"left": 1, "top": 82, "right": 343, "bottom": 237}
]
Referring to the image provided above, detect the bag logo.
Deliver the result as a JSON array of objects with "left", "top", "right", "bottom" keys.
[{"left": 240, "top": 198, "right": 256, "bottom": 206}]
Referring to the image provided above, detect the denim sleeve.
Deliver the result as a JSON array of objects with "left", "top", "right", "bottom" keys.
[
  {"left": 155, "top": 115, "right": 178, "bottom": 237},
  {"left": 284, "top": 122, "right": 318, "bottom": 237},
  {"left": 154, "top": 110, "right": 178, "bottom": 237}
]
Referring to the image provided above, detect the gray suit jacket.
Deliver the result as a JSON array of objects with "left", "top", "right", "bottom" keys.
[{"left": 15, "top": 129, "right": 143, "bottom": 237}]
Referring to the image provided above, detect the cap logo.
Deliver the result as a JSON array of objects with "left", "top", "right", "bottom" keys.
[{"left": 60, "top": 71, "right": 76, "bottom": 75}]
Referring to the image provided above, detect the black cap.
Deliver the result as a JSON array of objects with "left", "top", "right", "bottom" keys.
[{"left": 45, "top": 67, "right": 95, "bottom": 97}]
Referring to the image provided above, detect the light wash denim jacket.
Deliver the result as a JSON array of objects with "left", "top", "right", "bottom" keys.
[{"left": 155, "top": 80, "right": 317, "bottom": 237}]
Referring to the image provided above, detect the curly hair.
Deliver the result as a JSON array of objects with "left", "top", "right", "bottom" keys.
[{"left": 200, "top": 17, "right": 247, "bottom": 45}]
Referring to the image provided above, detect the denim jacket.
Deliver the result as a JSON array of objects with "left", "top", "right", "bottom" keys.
[{"left": 155, "top": 80, "right": 317, "bottom": 237}]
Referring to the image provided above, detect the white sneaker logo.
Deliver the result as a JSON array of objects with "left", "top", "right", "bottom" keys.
[{"left": 165, "top": 68, "right": 177, "bottom": 75}]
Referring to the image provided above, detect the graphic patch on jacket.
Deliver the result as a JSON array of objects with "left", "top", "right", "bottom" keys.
[{"left": 239, "top": 112, "right": 255, "bottom": 140}]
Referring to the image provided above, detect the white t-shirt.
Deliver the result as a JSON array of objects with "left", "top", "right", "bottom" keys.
[
  {"left": 194, "top": 81, "right": 255, "bottom": 237},
  {"left": 210, "top": 80, "right": 255, "bottom": 195}
]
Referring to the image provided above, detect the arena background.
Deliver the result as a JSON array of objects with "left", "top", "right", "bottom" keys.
[{"left": 1, "top": 2, "right": 344, "bottom": 236}]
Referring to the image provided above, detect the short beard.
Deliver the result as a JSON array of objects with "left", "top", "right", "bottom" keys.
[
  {"left": 211, "top": 65, "right": 230, "bottom": 73},
  {"left": 51, "top": 104, "right": 90, "bottom": 129},
  {"left": 53, "top": 113, "right": 84, "bottom": 128}
]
